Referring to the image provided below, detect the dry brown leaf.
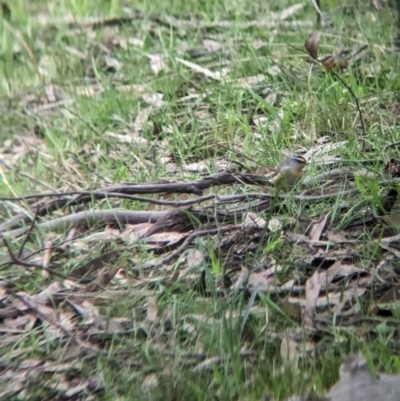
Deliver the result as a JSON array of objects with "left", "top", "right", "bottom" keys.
[
  {"left": 142, "top": 92, "right": 165, "bottom": 107},
  {"left": 41, "top": 239, "right": 53, "bottom": 279},
  {"left": 327, "top": 230, "right": 349, "bottom": 242},
  {"left": 184, "top": 159, "right": 229, "bottom": 173},
  {"left": 233, "top": 267, "right": 250, "bottom": 292},
  {"left": 184, "top": 160, "right": 212, "bottom": 172},
  {"left": 312, "top": 262, "right": 367, "bottom": 311},
  {"left": 146, "top": 296, "right": 158, "bottom": 322},
  {"left": 75, "top": 84, "right": 104, "bottom": 97},
  {"left": 280, "top": 335, "right": 299, "bottom": 368},
  {"left": 65, "top": 45, "right": 87, "bottom": 59},
  {"left": 236, "top": 74, "right": 265, "bottom": 88},
  {"left": 148, "top": 54, "right": 169, "bottom": 75},
  {"left": 42, "top": 361, "right": 76, "bottom": 373},
  {"left": 279, "top": 279, "right": 296, "bottom": 292},
  {"left": 128, "top": 37, "right": 144, "bottom": 47},
  {"left": 371, "top": 0, "right": 383, "bottom": 11},
  {"left": 3, "top": 313, "right": 37, "bottom": 332},
  {"left": 69, "top": 251, "right": 118, "bottom": 281},
  {"left": 142, "top": 373, "right": 159, "bottom": 393},
  {"left": 371, "top": 284, "right": 400, "bottom": 314},
  {"left": 0, "top": 304, "right": 20, "bottom": 319},
  {"left": 318, "top": 260, "right": 342, "bottom": 287},
  {"left": 202, "top": 39, "right": 221, "bottom": 52},
  {"left": 50, "top": 346, "right": 82, "bottom": 361},
  {"left": 279, "top": 3, "right": 306, "bottom": 20},
  {"left": 37, "top": 305, "right": 68, "bottom": 340},
  {"left": 85, "top": 268, "right": 119, "bottom": 292},
  {"left": 35, "top": 282, "right": 63, "bottom": 304},
  {"left": 47, "top": 375, "right": 89, "bottom": 397},
  {"left": 105, "top": 130, "right": 149, "bottom": 146},
  {"left": 43, "top": 84, "right": 58, "bottom": 102},
  {"left": 242, "top": 212, "right": 266, "bottom": 229},
  {"left": 125, "top": 222, "right": 154, "bottom": 232},
  {"left": 304, "top": 270, "right": 322, "bottom": 327},
  {"left": 0, "top": 287, "right": 6, "bottom": 301},
  {"left": 144, "top": 232, "right": 186, "bottom": 246},
  {"left": 116, "top": 83, "right": 148, "bottom": 94},
  {"left": 335, "top": 264, "right": 365, "bottom": 279},
  {"left": 58, "top": 311, "right": 76, "bottom": 331},
  {"left": 10, "top": 293, "right": 32, "bottom": 313},
  {"left": 332, "top": 287, "right": 367, "bottom": 314},
  {"left": 309, "top": 214, "right": 328, "bottom": 241},
  {"left": 303, "top": 140, "right": 347, "bottom": 163},
  {"left": 69, "top": 300, "right": 102, "bottom": 326},
  {"left": 0, "top": 379, "right": 25, "bottom": 399},
  {"left": 289, "top": 286, "right": 366, "bottom": 309},
  {"left": 248, "top": 270, "right": 273, "bottom": 292},
  {"left": 133, "top": 105, "right": 153, "bottom": 132},
  {"left": 320, "top": 53, "right": 348, "bottom": 71},
  {"left": 19, "top": 359, "right": 44, "bottom": 370},
  {"left": 193, "top": 356, "right": 221, "bottom": 372},
  {"left": 305, "top": 31, "right": 321, "bottom": 60},
  {"left": 87, "top": 316, "right": 132, "bottom": 335},
  {"left": 176, "top": 57, "right": 228, "bottom": 81},
  {"left": 1, "top": 135, "right": 47, "bottom": 165}
]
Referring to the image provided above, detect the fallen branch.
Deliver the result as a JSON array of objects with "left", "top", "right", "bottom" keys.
[
  {"left": 1, "top": 187, "right": 361, "bottom": 239},
  {"left": 0, "top": 210, "right": 167, "bottom": 239},
  {"left": 0, "top": 171, "right": 270, "bottom": 231},
  {"left": 1, "top": 207, "right": 245, "bottom": 239}
]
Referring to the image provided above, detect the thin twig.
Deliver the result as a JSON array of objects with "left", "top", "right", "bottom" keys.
[
  {"left": 2, "top": 238, "right": 68, "bottom": 280},
  {"left": 310, "top": 0, "right": 332, "bottom": 27},
  {"left": 310, "top": 0, "right": 324, "bottom": 19},
  {"left": 11, "top": 291, "right": 70, "bottom": 335},
  {"left": 0, "top": 186, "right": 357, "bottom": 204},
  {"left": 0, "top": 226, "right": 97, "bottom": 270},
  {"left": 17, "top": 206, "right": 39, "bottom": 259},
  {"left": 0, "top": 191, "right": 217, "bottom": 206}
]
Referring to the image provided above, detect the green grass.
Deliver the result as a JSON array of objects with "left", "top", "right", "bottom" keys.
[{"left": 1, "top": 0, "right": 400, "bottom": 400}]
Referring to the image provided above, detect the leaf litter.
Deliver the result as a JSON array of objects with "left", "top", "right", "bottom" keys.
[{"left": 1, "top": 5, "right": 400, "bottom": 400}]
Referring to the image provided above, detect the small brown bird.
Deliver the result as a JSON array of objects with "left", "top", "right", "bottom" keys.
[{"left": 271, "top": 155, "right": 307, "bottom": 188}]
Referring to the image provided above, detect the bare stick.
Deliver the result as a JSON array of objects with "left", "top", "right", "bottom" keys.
[
  {"left": 1, "top": 210, "right": 167, "bottom": 239},
  {"left": 3, "top": 238, "right": 68, "bottom": 280},
  {"left": 17, "top": 206, "right": 39, "bottom": 259},
  {"left": 0, "top": 191, "right": 217, "bottom": 206},
  {"left": 0, "top": 172, "right": 270, "bottom": 231}
]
